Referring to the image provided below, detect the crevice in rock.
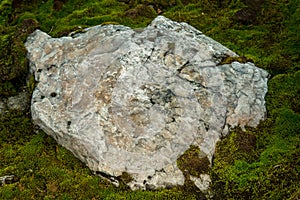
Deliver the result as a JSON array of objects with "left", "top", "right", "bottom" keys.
[
  {"left": 143, "top": 47, "right": 154, "bottom": 65},
  {"left": 221, "top": 108, "right": 229, "bottom": 137},
  {"left": 176, "top": 60, "right": 190, "bottom": 74},
  {"left": 178, "top": 75, "right": 207, "bottom": 90},
  {"left": 95, "top": 171, "right": 119, "bottom": 185}
]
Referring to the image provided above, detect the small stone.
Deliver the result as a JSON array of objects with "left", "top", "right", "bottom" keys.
[
  {"left": 190, "top": 174, "right": 211, "bottom": 193},
  {"left": 0, "top": 175, "right": 19, "bottom": 186},
  {"left": 7, "top": 91, "right": 29, "bottom": 112}
]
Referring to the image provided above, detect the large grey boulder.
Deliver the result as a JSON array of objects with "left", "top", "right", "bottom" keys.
[{"left": 25, "top": 16, "right": 268, "bottom": 191}]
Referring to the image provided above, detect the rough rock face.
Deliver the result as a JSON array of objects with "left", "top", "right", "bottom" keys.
[{"left": 25, "top": 16, "right": 268, "bottom": 191}]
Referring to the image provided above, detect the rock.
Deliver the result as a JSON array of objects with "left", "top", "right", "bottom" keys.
[
  {"left": 7, "top": 91, "right": 30, "bottom": 111},
  {"left": 0, "top": 91, "right": 30, "bottom": 115},
  {"left": 25, "top": 16, "right": 269, "bottom": 191},
  {"left": 0, "top": 101, "right": 7, "bottom": 114},
  {"left": 0, "top": 175, "right": 19, "bottom": 186},
  {"left": 190, "top": 174, "right": 211, "bottom": 193}
]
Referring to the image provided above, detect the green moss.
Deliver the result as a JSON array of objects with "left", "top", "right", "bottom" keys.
[
  {"left": 214, "top": 129, "right": 258, "bottom": 166},
  {"left": 123, "top": 4, "right": 157, "bottom": 19},
  {"left": 177, "top": 145, "right": 210, "bottom": 178},
  {"left": 273, "top": 108, "right": 300, "bottom": 137},
  {"left": 0, "top": 0, "right": 12, "bottom": 26},
  {"left": 267, "top": 71, "right": 300, "bottom": 115},
  {"left": 118, "top": 172, "right": 134, "bottom": 185},
  {"left": 212, "top": 125, "right": 299, "bottom": 198},
  {"left": 0, "top": 110, "right": 33, "bottom": 145},
  {"left": 0, "top": 82, "right": 17, "bottom": 97},
  {"left": 17, "top": 12, "right": 37, "bottom": 24},
  {"left": 175, "top": 146, "right": 209, "bottom": 199},
  {"left": 0, "top": 16, "right": 39, "bottom": 97},
  {"left": 217, "top": 56, "right": 253, "bottom": 65}
]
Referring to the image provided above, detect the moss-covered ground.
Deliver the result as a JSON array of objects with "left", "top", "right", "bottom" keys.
[{"left": 0, "top": 0, "right": 299, "bottom": 199}]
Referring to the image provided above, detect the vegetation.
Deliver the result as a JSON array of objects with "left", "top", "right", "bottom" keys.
[
  {"left": 0, "top": 0, "right": 299, "bottom": 199},
  {"left": 177, "top": 145, "right": 210, "bottom": 178}
]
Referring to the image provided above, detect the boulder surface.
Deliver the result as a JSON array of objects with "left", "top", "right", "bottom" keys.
[{"left": 25, "top": 16, "right": 268, "bottom": 191}]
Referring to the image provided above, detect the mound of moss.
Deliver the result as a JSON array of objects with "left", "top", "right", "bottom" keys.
[{"left": 0, "top": 0, "right": 299, "bottom": 199}]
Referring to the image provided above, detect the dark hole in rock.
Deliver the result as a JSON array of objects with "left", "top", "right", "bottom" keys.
[
  {"left": 150, "top": 98, "right": 156, "bottom": 105},
  {"left": 41, "top": 95, "right": 45, "bottom": 99},
  {"left": 67, "top": 121, "right": 71, "bottom": 129},
  {"left": 204, "top": 123, "right": 209, "bottom": 131},
  {"left": 146, "top": 183, "right": 155, "bottom": 190},
  {"left": 47, "top": 65, "right": 56, "bottom": 71},
  {"left": 50, "top": 92, "right": 57, "bottom": 97},
  {"left": 165, "top": 184, "right": 174, "bottom": 189}
]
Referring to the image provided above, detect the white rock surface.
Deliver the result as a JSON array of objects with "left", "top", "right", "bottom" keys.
[{"left": 25, "top": 16, "right": 269, "bottom": 190}]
